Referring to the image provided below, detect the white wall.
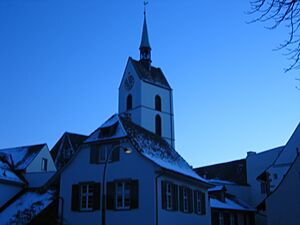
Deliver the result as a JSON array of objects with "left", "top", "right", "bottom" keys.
[
  {"left": 118, "top": 59, "right": 175, "bottom": 148},
  {"left": 60, "top": 140, "right": 210, "bottom": 225},
  {"left": 119, "top": 59, "right": 142, "bottom": 120},
  {"left": 157, "top": 175, "right": 211, "bottom": 225},
  {"left": 0, "top": 183, "right": 22, "bottom": 207},
  {"left": 24, "top": 171, "right": 56, "bottom": 188},
  {"left": 246, "top": 147, "right": 282, "bottom": 207},
  {"left": 267, "top": 124, "right": 300, "bottom": 192},
  {"left": 60, "top": 141, "right": 157, "bottom": 225},
  {"left": 225, "top": 184, "right": 251, "bottom": 204},
  {"left": 140, "top": 81, "right": 174, "bottom": 147},
  {"left": 26, "top": 145, "right": 56, "bottom": 173},
  {"left": 266, "top": 155, "right": 300, "bottom": 225}
]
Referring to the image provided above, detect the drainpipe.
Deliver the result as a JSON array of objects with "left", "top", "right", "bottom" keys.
[{"left": 155, "top": 170, "right": 165, "bottom": 225}]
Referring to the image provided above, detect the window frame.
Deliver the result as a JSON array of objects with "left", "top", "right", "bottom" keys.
[
  {"left": 115, "top": 181, "right": 131, "bottom": 210},
  {"left": 183, "top": 188, "right": 189, "bottom": 212},
  {"left": 80, "top": 183, "right": 94, "bottom": 211},
  {"left": 90, "top": 142, "right": 120, "bottom": 164},
  {"left": 98, "top": 144, "right": 113, "bottom": 163},
  {"left": 219, "top": 212, "right": 224, "bottom": 225},
  {"left": 166, "top": 182, "right": 173, "bottom": 210},
  {"left": 194, "top": 191, "right": 202, "bottom": 214}
]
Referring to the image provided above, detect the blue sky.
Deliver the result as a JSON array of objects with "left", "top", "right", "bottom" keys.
[{"left": 0, "top": 0, "right": 299, "bottom": 167}]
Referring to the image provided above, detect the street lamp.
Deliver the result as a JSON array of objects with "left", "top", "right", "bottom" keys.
[{"left": 101, "top": 145, "right": 132, "bottom": 225}]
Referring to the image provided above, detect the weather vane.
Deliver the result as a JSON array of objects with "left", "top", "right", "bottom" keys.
[{"left": 144, "top": 0, "right": 149, "bottom": 15}]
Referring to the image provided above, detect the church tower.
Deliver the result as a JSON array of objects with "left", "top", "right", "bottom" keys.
[{"left": 118, "top": 12, "right": 175, "bottom": 148}]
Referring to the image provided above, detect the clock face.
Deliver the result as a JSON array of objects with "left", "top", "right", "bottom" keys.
[{"left": 124, "top": 75, "right": 135, "bottom": 91}]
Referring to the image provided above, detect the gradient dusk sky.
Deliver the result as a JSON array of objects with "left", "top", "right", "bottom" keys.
[{"left": 0, "top": 0, "right": 299, "bottom": 167}]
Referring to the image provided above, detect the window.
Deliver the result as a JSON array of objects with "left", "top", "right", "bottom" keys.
[
  {"left": 183, "top": 188, "right": 189, "bottom": 212},
  {"left": 194, "top": 190, "right": 206, "bottom": 215},
  {"left": 99, "top": 122, "right": 118, "bottom": 137},
  {"left": 126, "top": 94, "right": 132, "bottom": 111},
  {"left": 155, "top": 95, "right": 161, "bottom": 111},
  {"left": 161, "top": 181, "right": 178, "bottom": 211},
  {"left": 179, "top": 186, "right": 192, "bottom": 213},
  {"left": 219, "top": 212, "right": 224, "bottom": 225},
  {"left": 166, "top": 183, "right": 173, "bottom": 210},
  {"left": 90, "top": 143, "right": 120, "bottom": 164},
  {"left": 80, "top": 184, "right": 94, "bottom": 210},
  {"left": 116, "top": 181, "right": 131, "bottom": 209},
  {"left": 260, "top": 182, "right": 266, "bottom": 194},
  {"left": 106, "top": 180, "right": 139, "bottom": 210},
  {"left": 155, "top": 114, "right": 162, "bottom": 136},
  {"left": 71, "top": 182, "right": 100, "bottom": 212},
  {"left": 230, "top": 214, "right": 238, "bottom": 225},
  {"left": 41, "top": 158, "right": 48, "bottom": 171},
  {"left": 99, "top": 144, "right": 113, "bottom": 163}
]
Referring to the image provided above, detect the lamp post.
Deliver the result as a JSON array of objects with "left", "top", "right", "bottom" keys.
[{"left": 101, "top": 145, "right": 132, "bottom": 225}]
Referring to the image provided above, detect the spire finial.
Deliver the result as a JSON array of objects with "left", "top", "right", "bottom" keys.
[
  {"left": 144, "top": 0, "right": 148, "bottom": 16},
  {"left": 140, "top": 0, "right": 151, "bottom": 68}
]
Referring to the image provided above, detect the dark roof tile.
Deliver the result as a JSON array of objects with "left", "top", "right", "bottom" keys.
[{"left": 130, "top": 58, "right": 171, "bottom": 90}]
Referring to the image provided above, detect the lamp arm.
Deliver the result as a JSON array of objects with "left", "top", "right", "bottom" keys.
[{"left": 101, "top": 145, "right": 122, "bottom": 225}]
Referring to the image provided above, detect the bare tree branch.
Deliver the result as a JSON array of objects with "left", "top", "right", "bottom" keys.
[{"left": 249, "top": 0, "right": 300, "bottom": 71}]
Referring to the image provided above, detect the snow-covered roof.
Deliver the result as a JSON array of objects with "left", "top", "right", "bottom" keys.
[
  {"left": 0, "top": 167, "right": 24, "bottom": 185},
  {"left": 210, "top": 197, "right": 255, "bottom": 212},
  {"left": 208, "top": 179, "right": 237, "bottom": 185},
  {"left": 209, "top": 185, "right": 226, "bottom": 192},
  {"left": 0, "top": 144, "right": 45, "bottom": 170},
  {"left": 84, "top": 114, "right": 127, "bottom": 143},
  {"left": 0, "top": 156, "right": 24, "bottom": 185},
  {"left": 0, "top": 190, "right": 54, "bottom": 225},
  {"left": 83, "top": 114, "right": 210, "bottom": 185}
]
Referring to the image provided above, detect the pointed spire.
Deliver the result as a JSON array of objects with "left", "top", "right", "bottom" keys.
[
  {"left": 140, "top": 14, "right": 151, "bottom": 49},
  {"left": 139, "top": 2, "right": 151, "bottom": 69}
]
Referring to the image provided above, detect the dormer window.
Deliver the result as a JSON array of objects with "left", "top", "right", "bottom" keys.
[
  {"left": 127, "top": 94, "right": 133, "bottom": 111},
  {"left": 100, "top": 122, "right": 118, "bottom": 138},
  {"left": 155, "top": 95, "right": 161, "bottom": 111},
  {"left": 41, "top": 158, "right": 48, "bottom": 171}
]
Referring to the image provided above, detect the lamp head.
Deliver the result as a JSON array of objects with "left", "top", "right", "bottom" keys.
[{"left": 123, "top": 147, "right": 132, "bottom": 154}]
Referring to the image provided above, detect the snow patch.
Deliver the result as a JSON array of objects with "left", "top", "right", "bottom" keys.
[{"left": 0, "top": 190, "right": 54, "bottom": 225}]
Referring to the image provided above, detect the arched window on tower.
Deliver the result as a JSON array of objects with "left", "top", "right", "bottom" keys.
[
  {"left": 155, "top": 114, "right": 162, "bottom": 136},
  {"left": 127, "top": 94, "right": 132, "bottom": 111},
  {"left": 155, "top": 95, "right": 161, "bottom": 111}
]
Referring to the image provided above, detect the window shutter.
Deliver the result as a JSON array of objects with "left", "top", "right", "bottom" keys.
[
  {"left": 90, "top": 145, "right": 99, "bottom": 164},
  {"left": 111, "top": 148, "right": 120, "bottom": 162},
  {"left": 172, "top": 184, "right": 178, "bottom": 211},
  {"left": 179, "top": 186, "right": 184, "bottom": 212},
  {"left": 161, "top": 181, "right": 167, "bottom": 209},
  {"left": 93, "top": 183, "right": 101, "bottom": 210},
  {"left": 130, "top": 180, "right": 139, "bottom": 209},
  {"left": 107, "top": 182, "right": 115, "bottom": 210},
  {"left": 188, "top": 188, "right": 193, "bottom": 213},
  {"left": 71, "top": 184, "right": 80, "bottom": 211},
  {"left": 201, "top": 192, "right": 206, "bottom": 215}
]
